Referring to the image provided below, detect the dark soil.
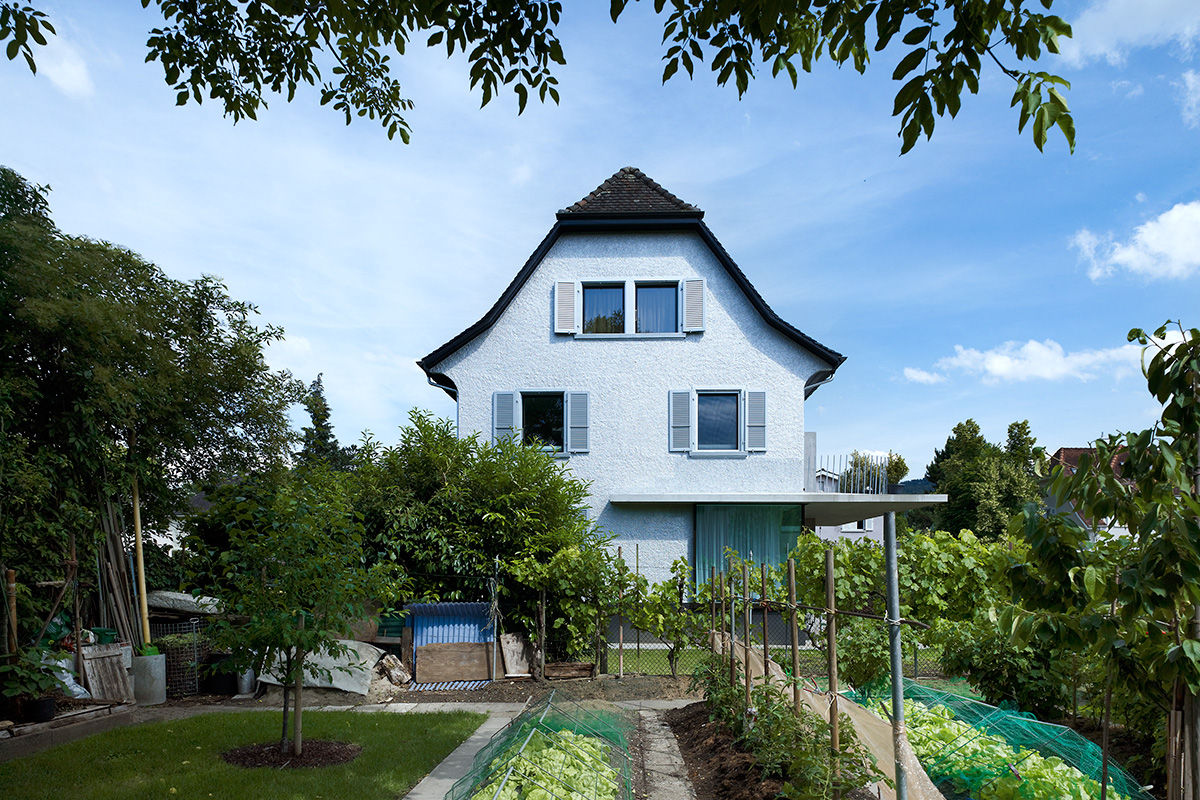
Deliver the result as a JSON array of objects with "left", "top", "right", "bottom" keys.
[
  {"left": 666, "top": 701, "right": 875, "bottom": 800},
  {"left": 666, "top": 701, "right": 784, "bottom": 800},
  {"left": 409, "top": 674, "right": 699, "bottom": 704},
  {"left": 1054, "top": 716, "right": 1164, "bottom": 800},
  {"left": 221, "top": 740, "right": 362, "bottom": 768}
]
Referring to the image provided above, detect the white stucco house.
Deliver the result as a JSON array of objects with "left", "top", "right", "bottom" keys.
[{"left": 418, "top": 167, "right": 941, "bottom": 586}]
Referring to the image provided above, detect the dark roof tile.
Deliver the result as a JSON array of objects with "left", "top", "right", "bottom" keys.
[{"left": 558, "top": 166, "right": 703, "bottom": 218}]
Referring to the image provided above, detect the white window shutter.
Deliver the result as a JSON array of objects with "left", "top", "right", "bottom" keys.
[
  {"left": 746, "top": 390, "right": 767, "bottom": 451},
  {"left": 554, "top": 281, "right": 578, "bottom": 334},
  {"left": 567, "top": 392, "right": 589, "bottom": 453},
  {"left": 493, "top": 392, "right": 518, "bottom": 442},
  {"left": 682, "top": 279, "right": 705, "bottom": 332},
  {"left": 668, "top": 391, "right": 691, "bottom": 452}
]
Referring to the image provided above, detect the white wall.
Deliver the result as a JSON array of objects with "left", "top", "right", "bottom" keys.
[{"left": 435, "top": 230, "right": 828, "bottom": 585}]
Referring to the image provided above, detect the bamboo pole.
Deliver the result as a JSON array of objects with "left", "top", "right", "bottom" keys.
[
  {"left": 617, "top": 546, "right": 624, "bottom": 679},
  {"left": 827, "top": 547, "right": 841, "bottom": 800},
  {"left": 132, "top": 473, "right": 151, "bottom": 647},
  {"left": 788, "top": 558, "right": 800, "bottom": 716},
  {"left": 710, "top": 565, "right": 717, "bottom": 643},
  {"left": 743, "top": 562, "right": 752, "bottom": 709},
  {"left": 537, "top": 594, "right": 546, "bottom": 681},
  {"left": 6, "top": 569, "right": 16, "bottom": 657},
  {"left": 729, "top": 559, "right": 737, "bottom": 689},
  {"left": 719, "top": 571, "right": 727, "bottom": 661},
  {"left": 761, "top": 564, "right": 770, "bottom": 678}
]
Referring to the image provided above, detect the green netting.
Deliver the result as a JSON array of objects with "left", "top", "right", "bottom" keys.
[
  {"left": 445, "top": 690, "right": 635, "bottom": 800},
  {"left": 848, "top": 679, "right": 1153, "bottom": 800}
]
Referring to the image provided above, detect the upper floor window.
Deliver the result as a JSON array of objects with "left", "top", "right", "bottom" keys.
[
  {"left": 668, "top": 389, "right": 767, "bottom": 454},
  {"left": 636, "top": 283, "right": 678, "bottom": 333},
  {"left": 582, "top": 284, "right": 624, "bottom": 334},
  {"left": 555, "top": 279, "right": 705, "bottom": 335}
]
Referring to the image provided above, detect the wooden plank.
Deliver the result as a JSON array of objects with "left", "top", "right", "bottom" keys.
[
  {"left": 414, "top": 642, "right": 493, "bottom": 683},
  {"left": 81, "top": 644, "right": 134, "bottom": 703},
  {"left": 500, "top": 633, "right": 533, "bottom": 677},
  {"left": 544, "top": 661, "right": 595, "bottom": 680}
]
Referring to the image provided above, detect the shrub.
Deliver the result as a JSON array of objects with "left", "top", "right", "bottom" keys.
[{"left": 935, "top": 619, "right": 1069, "bottom": 717}]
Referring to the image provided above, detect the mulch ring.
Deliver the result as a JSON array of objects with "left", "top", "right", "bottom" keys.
[
  {"left": 222, "top": 740, "right": 362, "bottom": 769},
  {"left": 666, "top": 701, "right": 874, "bottom": 800}
]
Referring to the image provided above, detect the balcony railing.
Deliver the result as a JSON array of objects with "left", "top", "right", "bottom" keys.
[{"left": 812, "top": 453, "right": 889, "bottom": 494}]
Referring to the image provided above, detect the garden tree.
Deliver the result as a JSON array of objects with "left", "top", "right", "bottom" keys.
[
  {"left": 186, "top": 466, "right": 402, "bottom": 757},
  {"left": 839, "top": 449, "right": 908, "bottom": 491},
  {"left": 0, "top": 165, "right": 302, "bottom": 640},
  {"left": 1006, "top": 321, "right": 1200, "bottom": 799},
  {"left": 628, "top": 558, "right": 706, "bottom": 678},
  {"left": 887, "top": 451, "right": 909, "bottom": 485},
  {"left": 351, "top": 410, "right": 600, "bottom": 599},
  {"left": 2, "top": 1, "right": 1075, "bottom": 152},
  {"left": 923, "top": 418, "right": 1041, "bottom": 538},
  {"left": 295, "top": 374, "right": 356, "bottom": 471}
]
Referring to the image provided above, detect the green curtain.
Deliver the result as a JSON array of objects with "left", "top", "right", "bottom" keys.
[{"left": 694, "top": 504, "right": 803, "bottom": 587}]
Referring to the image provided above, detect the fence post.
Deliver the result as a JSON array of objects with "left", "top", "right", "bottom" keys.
[
  {"left": 710, "top": 565, "right": 717, "bottom": 642},
  {"left": 788, "top": 558, "right": 800, "bottom": 716},
  {"left": 884, "top": 511, "right": 908, "bottom": 800},
  {"left": 6, "top": 569, "right": 16, "bottom": 659},
  {"left": 719, "top": 571, "right": 726, "bottom": 661},
  {"left": 537, "top": 592, "right": 546, "bottom": 682},
  {"left": 827, "top": 546, "right": 841, "bottom": 800},
  {"left": 617, "top": 546, "right": 624, "bottom": 679},
  {"left": 761, "top": 563, "right": 770, "bottom": 680},
  {"left": 743, "top": 562, "right": 751, "bottom": 710},
  {"left": 636, "top": 545, "right": 641, "bottom": 670}
]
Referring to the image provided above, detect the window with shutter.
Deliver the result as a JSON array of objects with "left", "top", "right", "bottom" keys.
[
  {"left": 746, "top": 391, "right": 767, "bottom": 451},
  {"left": 493, "top": 392, "right": 518, "bottom": 442},
  {"left": 566, "top": 392, "right": 589, "bottom": 452},
  {"left": 668, "top": 391, "right": 692, "bottom": 451},
  {"left": 682, "top": 279, "right": 705, "bottom": 331},
  {"left": 554, "top": 281, "right": 579, "bottom": 334}
]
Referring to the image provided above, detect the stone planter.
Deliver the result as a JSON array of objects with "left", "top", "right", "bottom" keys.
[{"left": 133, "top": 654, "right": 166, "bottom": 706}]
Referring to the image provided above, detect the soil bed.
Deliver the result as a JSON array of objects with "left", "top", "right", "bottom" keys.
[
  {"left": 221, "top": 740, "right": 362, "bottom": 768},
  {"left": 666, "top": 701, "right": 874, "bottom": 800}
]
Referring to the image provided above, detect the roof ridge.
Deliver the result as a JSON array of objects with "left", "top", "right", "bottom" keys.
[{"left": 558, "top": 166, "right": 703, "bottom": 218}]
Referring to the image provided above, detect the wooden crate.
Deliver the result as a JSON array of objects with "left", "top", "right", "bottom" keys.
[{"left": 544, "top": 661, "right": 595, "bottom": 680}]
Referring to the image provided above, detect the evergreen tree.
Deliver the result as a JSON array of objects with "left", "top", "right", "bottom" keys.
[{"left": 296, "top": 374, "right": 354, "bottom": 470}]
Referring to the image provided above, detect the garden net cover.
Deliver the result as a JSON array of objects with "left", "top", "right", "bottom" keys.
[
  {"left": 445, "top": 690, "right": 634, "bottom": 800},
  {"left": 850, "top": 679, "right": 1154, "bottom": 800}
]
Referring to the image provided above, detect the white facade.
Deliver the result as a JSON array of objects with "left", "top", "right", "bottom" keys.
[{"left": 429, "top": 225, "right": 835, "bottom": 585}]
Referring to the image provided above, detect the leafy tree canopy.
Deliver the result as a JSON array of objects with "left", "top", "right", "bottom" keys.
[
  {"left": 0, "top": 165, "right": 302, "bottom": 636},
  {"left": 2, "top": 1, "right": 1074, "bottom": 152},
  {"left": 921, "top": 418, "right": 1042, "bottom": 538}
]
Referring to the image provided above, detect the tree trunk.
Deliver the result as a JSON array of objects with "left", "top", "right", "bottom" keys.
[{"left": 293, "top": 651, "right": 305, "bottom": 758}]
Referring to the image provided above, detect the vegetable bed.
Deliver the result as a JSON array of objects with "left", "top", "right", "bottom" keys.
[{"left": 470, "top": 728, "right": 620, "bottom": 800}]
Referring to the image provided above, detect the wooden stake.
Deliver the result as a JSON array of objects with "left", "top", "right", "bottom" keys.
[
  {"left": 728, "top": 560, "right": 736, "bottom": 689},
  {"left": 719, "top": 571, "right": 727, "bottom": 661},
  {"left": 710, "top": 565, "right": 717, "bottom": 641},
  {"left": 743, "top": 562, "right": 751, "bottom": 709},
  {"left": 788, "top": 558, "right": 800, "bottom": 716},
  {"left": 761, "top": 564, "right": 770, "bottom": 679},
  {"left": 617, "top": 546, "right": 624, "bottom": 679},
  {"left": 827, "top": 546, "right": 841, "bottom": 800},
  {"left": 537, "top": 594, "right": 546, "bottom": 681},
  {"left": 132, "top": 472, "right": 151, "bottom": 647}
]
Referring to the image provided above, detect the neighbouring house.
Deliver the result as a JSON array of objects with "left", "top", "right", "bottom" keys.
[
  {"left": 418, "top": 167, "right": 942, "bottom": 585},
  {"left": 1046, "top": 446, "right": 1132, "bottom": 538}
]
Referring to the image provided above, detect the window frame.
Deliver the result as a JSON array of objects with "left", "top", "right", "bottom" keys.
[
  {"left": 580, "top": 282, "right": 626, "bottom": 335},
  {"left": 569, "top": 278, "right": 691, "bottom": 338},
  {"left": 694, "top": 388, "right": 743, "bottom": 453},
  {"left": 520, "top": 390, "right": 566, "bottom": 453},
  {"left": 635, "top": 281, "right": 681, "bottom": 334}
]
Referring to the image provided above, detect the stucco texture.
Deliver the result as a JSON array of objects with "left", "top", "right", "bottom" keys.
[{"left": 433, "top": 230, "right": 829, "bottom": 585}]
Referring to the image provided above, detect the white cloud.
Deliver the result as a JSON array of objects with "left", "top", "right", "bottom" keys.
[
  {"left": 934, "top": 339, "right": 1143, "bottom": 383},
  {"left": 1058, "top": 0, "right": 1200, "bottom": 66},
  {"left": 1072, "top": 201, "right": 1200, "bottom": 280},
  {"left": 40, "top": 37, "right": 93, "bottom": 98},
  {"left": 1135, "top": 192, "right": 1147, "bottom": 203},
  {"left": 903, "top": 367, "right": 947, "bottom": 385},
  {"left": 1178, "top": 70, "right": 1200, "bottom": 127},
  {"left": 1110, "top": 79, "right": 1144, "bottom": 98}
]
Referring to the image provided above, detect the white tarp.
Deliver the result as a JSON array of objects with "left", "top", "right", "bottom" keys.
[{"left": 259, "top": 640, "right": 384, "bottom": 696}]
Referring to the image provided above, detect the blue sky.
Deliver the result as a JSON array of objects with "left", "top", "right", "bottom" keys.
[{"left": 3, "top": 1, "right": 1199, "bottom": 478}]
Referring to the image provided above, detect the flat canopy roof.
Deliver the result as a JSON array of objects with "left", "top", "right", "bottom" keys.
[{"left": 608, "top": 492, "right": 947, "bottom": 527}]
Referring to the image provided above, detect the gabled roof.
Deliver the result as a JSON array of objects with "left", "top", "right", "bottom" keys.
[
  {"left": 419, "top": 168, "right": 846, "bottom": 396},
  {"left": 558, "top": 166, "right": 703, "bottom": 219}
]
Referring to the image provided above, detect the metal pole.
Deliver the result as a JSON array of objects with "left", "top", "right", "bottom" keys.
[
  {"left": 617, "top": 546, "right": 624, "bottom": 679},
  {"left": 788, "top": 558, "right": 801, "bottom": 716},
  {"left": 884, "top": 511, "right": 907, "bottom": 800},
  {"left": 827, "top": 546, "right": 841, "bottom": 800},
  {"left": 492, "top": 556, "right": 500, "bottom": 681},
  {"left": 6, "top": 569, "right": 17, "bottom": 657},
  {"left": 636, "top": 545, "right": 641, "bottom": 669}
]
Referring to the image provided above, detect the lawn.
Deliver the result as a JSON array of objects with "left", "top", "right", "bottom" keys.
[{"left": 0, "top": 710, "right": 485, "bottom": 800}]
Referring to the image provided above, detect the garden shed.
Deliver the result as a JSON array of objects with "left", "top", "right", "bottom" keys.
[{"left": 407, "top": 602, "right": 497, "bottom": 685}]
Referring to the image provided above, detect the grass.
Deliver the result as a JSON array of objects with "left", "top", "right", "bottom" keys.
[{"left": 0, "top": 709, "right": 485, "bottom": 800}]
